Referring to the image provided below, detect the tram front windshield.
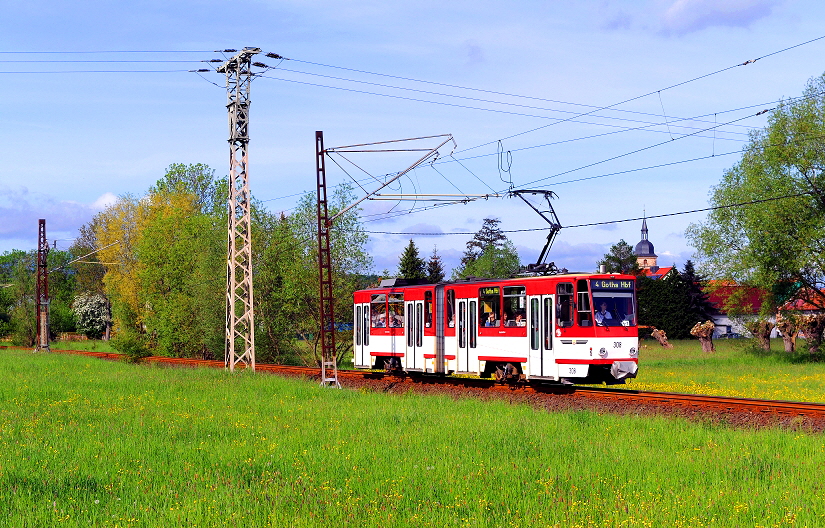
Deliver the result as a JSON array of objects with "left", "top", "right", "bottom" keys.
[{"left": 590, "top": 279, "right": 636, "bottom": 327}]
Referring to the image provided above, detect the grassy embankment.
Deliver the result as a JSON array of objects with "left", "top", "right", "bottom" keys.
[
  {"left": 628, "top": 337, "right": 825, "bottom": 403},
  {"left": 2, "top": 347, "right": 825, "bottom": 527},
  {"left": 6, "top": 336, "right": 825, "bottom": 402}
]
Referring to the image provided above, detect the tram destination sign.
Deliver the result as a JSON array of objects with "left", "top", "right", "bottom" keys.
[{"left": 590, "top": 279, "right": 634, "bottom": 291}]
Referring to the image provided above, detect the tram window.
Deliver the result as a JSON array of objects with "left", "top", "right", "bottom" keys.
[
  {"left": 469, "top": 300, "right": 477, "bottom": 348},
  {"left": 416, "top": 303, "right": 423, "bottom": 347},
  {"left": 447, "top": 289, "right": 456, "bottom": 328},
  {"left": 479, "top": 286, "right": 501, "bottom": 327},
  {"left": 592, "top": 293, "right": 636, "bottom": 327},
  {"left": 458, "top": 302, "right": 466, "bottom": 348},
  {"left": 556, "top": 283, "right": 574, "bottom": 327},
  {"left": 355, "top": 306, "right": 361, "bottom": 345},
  {"left": 530, "top": 298, "right": 540, "bottom": 350},
  {"left": 407, "top": 304, "right": 414, "bottom": 347},
  {"left": 370, "top": 294, "right": 387, "bottom": 327},
  {"left": 576, "top": 279, "right": 592, "bottom": 327},
  {"left": 363, "top": 307, "right": 369, "bottom": 345},
  {"left": 503, "top": 286, "right": 526, "bottom": 327},
  {"left": 424, "top": 291, "right": 433, "bottom": 328},
  {"left": 388, "top": 294, "right": 404, "bottom": 328},
  {"left": 543, "top": 298, "right": 553, "bottom": 350}
]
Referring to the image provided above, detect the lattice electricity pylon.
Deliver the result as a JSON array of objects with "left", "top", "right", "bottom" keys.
[
  {"left": 219, "top": 47, "right": 260, "bottom": 372},
  {"left": 34, "top": 219, "right": 50, "bottom": 352},
  {"left": 510, "top": 190, "right": 564, "bottom": 274}
]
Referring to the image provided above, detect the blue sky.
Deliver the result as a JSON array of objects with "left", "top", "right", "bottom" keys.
[{"left": 2, "top": 0, "right": 824, "bottom": 275}]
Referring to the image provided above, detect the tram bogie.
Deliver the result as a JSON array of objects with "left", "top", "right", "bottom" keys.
[{"left": 353, "top": 273, "right": 639, "bottom": 384}]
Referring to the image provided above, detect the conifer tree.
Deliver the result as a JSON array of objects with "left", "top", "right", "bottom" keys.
[
  {"left": 460, "top": 217, "right": 506, "bottom": 268},
  {"left": 681, "top": 260, "right": 716, "bottom": 322},
  {"left": 426, "top": 246, "right": 446, "bottom": 283},
  {"left": 398, "top": 239, "right": 426, "bottom": 280}
]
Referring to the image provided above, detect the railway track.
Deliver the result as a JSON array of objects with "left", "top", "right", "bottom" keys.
[{"left": 7, "top": 346, "right": 825, "bottom": 427}]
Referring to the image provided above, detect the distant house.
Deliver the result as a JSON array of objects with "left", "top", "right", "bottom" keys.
[{"left": 704, "top": 282, "right": 775, "bottom": 338}]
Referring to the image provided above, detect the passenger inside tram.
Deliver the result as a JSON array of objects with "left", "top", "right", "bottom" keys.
[{"left": 591, "top": 294, "right": 636, "bottom": 326}]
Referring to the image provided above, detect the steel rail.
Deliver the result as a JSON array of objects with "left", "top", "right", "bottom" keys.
[{"left": 9, "top": 347, "right": 825, "bottom": 419}]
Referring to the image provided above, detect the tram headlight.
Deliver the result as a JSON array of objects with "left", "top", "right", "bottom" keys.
[
  {"left": 629, "top": 347, "right": 638, "bottom": 358},
  {"left": 599, "top": 347, "right": 607, "bottom": 358}
]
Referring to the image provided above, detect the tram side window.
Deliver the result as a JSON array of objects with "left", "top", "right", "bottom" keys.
[
  {"left": 388, "top": 294, "right": 404, "bottom": 328},
  {"left": 425, "top": 291, "right": 433, "bottom": 328},
  {"left": 556, "top": 283, "right": 574, "bottom": 327},
  {"left": 543, "top": 297, "right": 553, "bottom": 350},
  {"left": 355, "top": 306, "right": 361, "bottom": 345},
  {"left": 576, "top": 279, "right": 592, "bottom": 327},
  {"left": 469, "top": 300, "right": 477, "bottom": 348},
  {"left": 479, "top": 286, "right": 501, "bottom": 327},
  {"left": 371, "top": 294, "right": 386, "bottom": 327},
  {"left": 503, "top": 286, "right": 527, "bottom": 326},
  {"left": 447, "top": 289, "right": 456, "bottom": 328},
  {"left": 530, "top": 298, "right": 540, "bottom": 350}
]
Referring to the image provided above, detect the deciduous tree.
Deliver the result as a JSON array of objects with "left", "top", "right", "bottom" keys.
[
  {"left": 688, "top": 73, "right": 825, "bottom": 314},
  {"left": 597, "top": 240, "right": 639, "bottom": 275}
]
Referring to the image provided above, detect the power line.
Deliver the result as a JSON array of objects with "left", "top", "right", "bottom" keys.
[
  {"left": 454, "top": 33, "right": 825, "bottom": 155},
  {"left": 352, "top": 128, "right": 825, "bottom": 224},
  {"left": 271, "top": 66, "right": 756, "bottom": 134},
  {"left": 0, "top": 50, "right": 212, "bottom": 54},
  {"left": 0, "top": 69, "right": 192, "bottom": 74},
  {"left": 356, "top": 191, "right": 812, "bottom": 236},
  {"left": 0, "top": 59, "right": 205, "bottom": 63},
  {"left": 259, "top": 73, "right": 752, "bottom": 143}
]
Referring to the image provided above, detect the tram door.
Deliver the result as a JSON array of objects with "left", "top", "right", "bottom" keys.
[
  {"left": 354, "top": 303, "right": 369, "bottom": 368},
  {"left": 456, "top": 299, "right": 469, "bottom": 372},
  {"left": 528, "top": 295, "right": 555, "bottom": 378},
  {"left": 405, "top": 300, "right": 424, "bottom": 370}
]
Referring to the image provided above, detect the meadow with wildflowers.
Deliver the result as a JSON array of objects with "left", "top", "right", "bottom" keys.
[
  {"left": 625, "top": 338, "right": 825, "bottom": 403},
  {"left": 2, "top": 347, "right": 825, "bottom": 526}
]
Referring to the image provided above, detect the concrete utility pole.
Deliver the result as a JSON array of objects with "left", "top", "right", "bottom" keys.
[
  {"left": 35, "top": 219, "right": 50, "bottom": 352},
  {"left": 219, "top": 47, "right": 260, "bottom": 371}
]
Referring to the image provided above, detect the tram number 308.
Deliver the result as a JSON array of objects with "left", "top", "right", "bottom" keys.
[
  {"left": 568, "top": 367, "right": 577, "bottom": 375},
  {"left": 613, "top": 341, "right": 622, "bottom": 348}
]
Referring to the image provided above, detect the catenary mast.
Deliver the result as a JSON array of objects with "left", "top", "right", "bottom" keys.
[{"left": 218, "top": 48, "right": 260, "bottom": 371}]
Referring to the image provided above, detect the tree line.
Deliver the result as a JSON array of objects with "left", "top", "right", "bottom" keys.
[{"left": 0, "top": 165, "right": 528, "bottom": 364}]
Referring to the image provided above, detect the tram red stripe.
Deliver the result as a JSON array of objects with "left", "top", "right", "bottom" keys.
[
  {"left": 478, "top": 356, "right": 527, "bottom": 363},
  {"left": 556, "top": 358, "right": 638, "bottom": 365},
  {"left": 423, "top": 354, "right": 456, "bottom": 360},
  {"left": 369, "top": 352, "right": 405, "bottom": 357}
]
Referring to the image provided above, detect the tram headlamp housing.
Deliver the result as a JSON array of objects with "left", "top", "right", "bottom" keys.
[
  {"left": 599, "top": 347, "right": 607, "bottom": 358},
  {"left": 629, "top": 347, "right": 638, "bottom": 358}
]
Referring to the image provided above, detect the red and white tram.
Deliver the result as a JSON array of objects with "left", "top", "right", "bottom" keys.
[{"left": 353, "top": 273, "right": 639, "bottom": 384}]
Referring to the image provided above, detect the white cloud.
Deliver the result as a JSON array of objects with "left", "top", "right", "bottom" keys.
[
  {"left": 0, "top": 186, "right": 103, "bottom": 246},
  {"left": 660, "top": 0, "right": 781, "bottom": 35},
  {"left": 92, "top": 192, "right": 118, "bottom": 210}
]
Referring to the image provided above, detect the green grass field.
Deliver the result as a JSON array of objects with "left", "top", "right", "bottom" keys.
[
  {"left": 627, "top": 337, "right": 825, "bottom": 403},
  {"left": 2, "top": 346, "right": 825, "bottom": 527}
]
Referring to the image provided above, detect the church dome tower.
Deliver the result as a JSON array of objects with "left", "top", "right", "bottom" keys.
[{"left": 634, "top": 217, "right": 658, "bottom": 270}]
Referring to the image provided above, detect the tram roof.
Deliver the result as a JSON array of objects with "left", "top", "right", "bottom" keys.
[{"left": 364, "top": 272, "right": 637, "bottom": 291}]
